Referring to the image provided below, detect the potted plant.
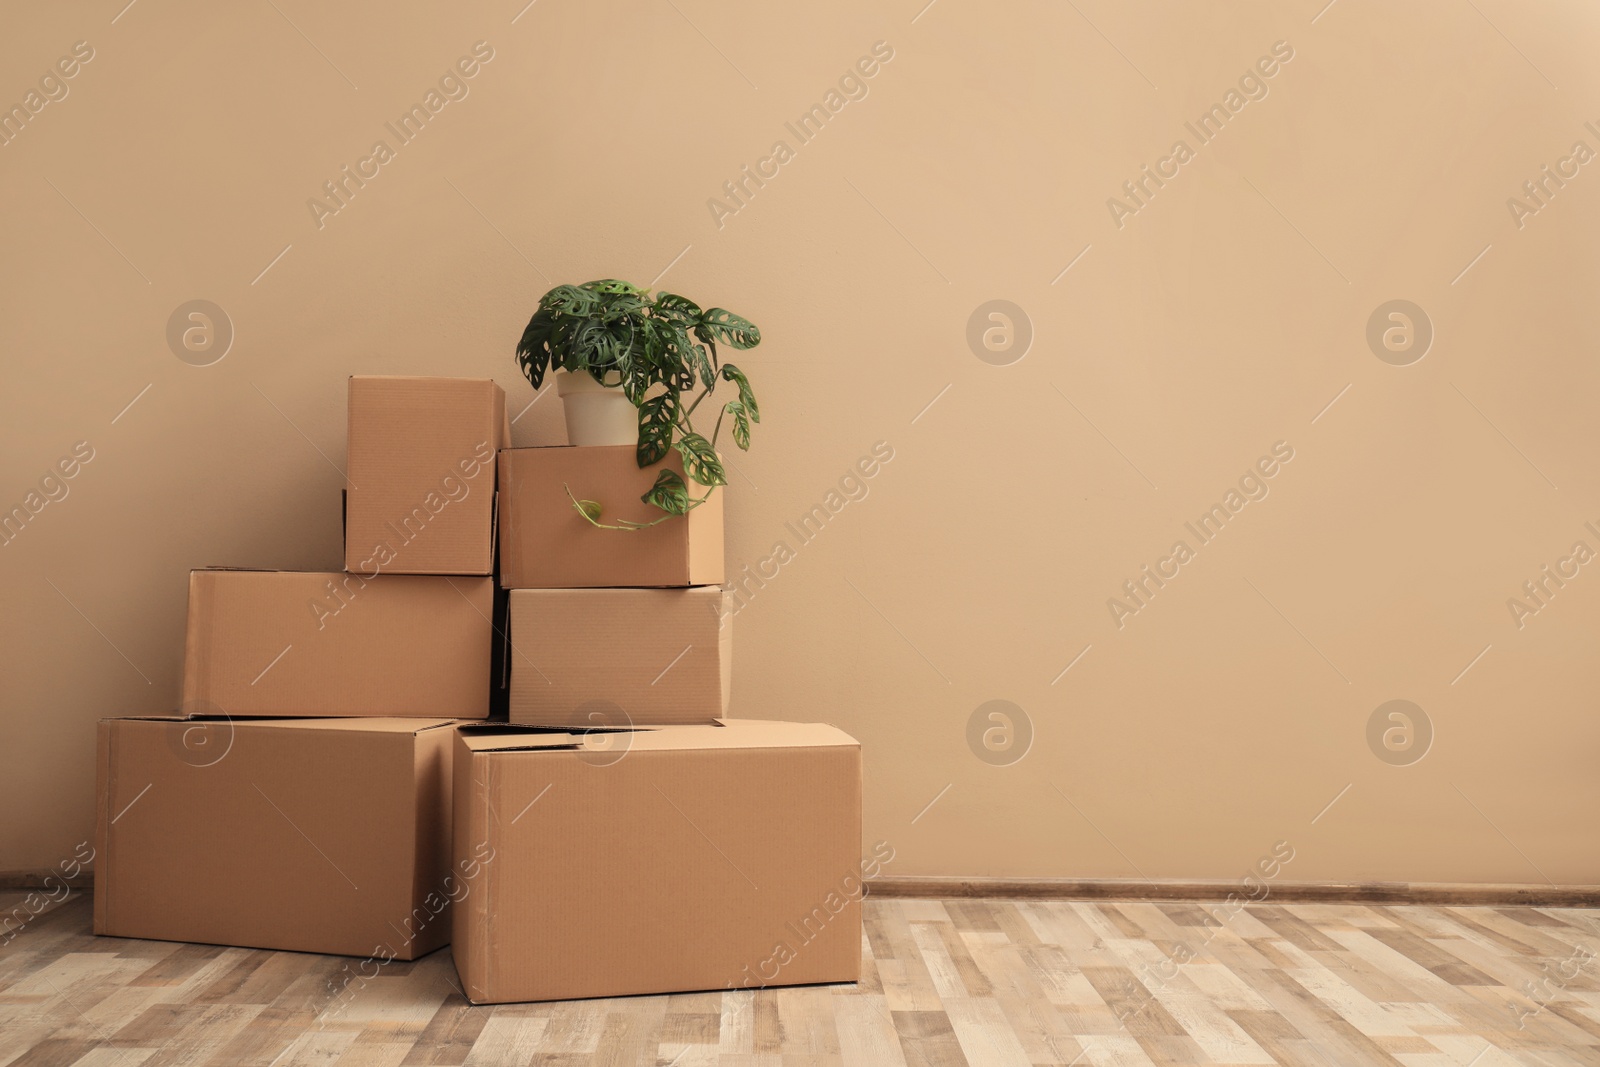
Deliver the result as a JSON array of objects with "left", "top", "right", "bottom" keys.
[{"left": 515, "top": 279, "right": 761, "bottom": 527}]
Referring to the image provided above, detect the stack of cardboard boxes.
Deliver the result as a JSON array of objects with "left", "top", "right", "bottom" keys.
[{"left": 94, "top": 376, "right": 863, "bottom": 1004}]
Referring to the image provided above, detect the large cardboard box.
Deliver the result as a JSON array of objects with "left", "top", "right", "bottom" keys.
[
  {"left": 508, "top": 587, "right": 730, "bottom": 727},
  {"left": 182, "top": 569, "right": 494, "bottom": 718},
  {"left": 451, "top": 719, "right": 864, "bottom": 1003},
  {"left": 498, "top": 445, "right": 724, "bottom": 588},
  {"left": 95, "top": 717, "right": 462, "bottom": 958},
  {"left": 345, "top": 376, "right": 509, "bottom": 576}
]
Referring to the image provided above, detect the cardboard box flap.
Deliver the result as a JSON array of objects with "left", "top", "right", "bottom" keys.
[
  {"left": 231, "top": 717, "right": 460, "bottom": 734},
  {"left": 349, "top": 375, "right": 502, "bottom": 387},
  {"left": 617, "top": 720, "right": 855, "bottom": 752},
  {"left": 102, "top": 716, "right": 459, "bottom": 733},
  {"left": 456, "top": 724, "right": 597, "bottom": 753},
  {"left": 194, "top": 566, "right": 285, "bottom": 573},
  {"left": 461, "top": 719, "right": 853, "bottom": 754}
]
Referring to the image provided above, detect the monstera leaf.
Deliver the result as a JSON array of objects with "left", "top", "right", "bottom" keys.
[
  {"left": 636, "top": 392, "right": 678, "bottom": 467},
  {"left": 674, "top": 432, "right": 727, "bottom": 488},
  {"left": 719, "top": 363, "right": 759, "bottom": 422},
  {"left": 540, "top": 284, "right": 599, "bottom": 316},
  {"left": 724, "top": 400, "right": 751, "bottom": 451},
  {"left": 695, "top": 308, "right": 760, "bottom": 350},
  {"left": 581, "top": 279, "right": 642, "bottom": 296},
  {"left": 652, "top": 292, "right": 703, "bottom": 324},
  {"left": 515, "top": 311, "right": 558, "bottom": 388},
  {"left": 641, "top": 469, "right": 690, "bottom": 515}
]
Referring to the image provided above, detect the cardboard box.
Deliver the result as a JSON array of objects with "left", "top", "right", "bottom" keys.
[
  {"left": 182, "top": 569, "right": 494, "bottom": 718},
  {"left": 345, "top": 376, "right": 509, "bottom": 576},
  {"left": 498, "top": 446, "right": 724, "bottom": 588},
  {"left": 508, "top": 587, "right": 730, "bottom": 727},
  {"left": 451, "top": 719, "right": 863, "bottom": 1003},
  {"left": 95, "top": 717, "right": 462, "bottom": 958}
]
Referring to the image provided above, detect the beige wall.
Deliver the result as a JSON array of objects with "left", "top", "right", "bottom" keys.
[{"left": 4, "top": 0, "right": 1598, "bottom": 885}]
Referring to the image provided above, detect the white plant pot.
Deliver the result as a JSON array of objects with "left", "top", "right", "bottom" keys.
[{"left": 555, "top": 369, "right": 636, "bottom": 447}]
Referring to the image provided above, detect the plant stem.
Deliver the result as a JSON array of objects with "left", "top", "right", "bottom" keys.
[
  {"left": 682, "top": 382, "right": 715, "bottom": 422},
  {"left": 564, "top": 483, "right": 712, "bottom": 531}
]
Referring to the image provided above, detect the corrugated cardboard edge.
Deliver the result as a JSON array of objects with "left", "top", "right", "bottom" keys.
[
  {"left": 689, "top": 487, "right": 726, "bottom": 586},
  {"left": 496, "top": 569, "right": 512, "bottom": 694},
  {"left": 179, "top": 570, "right": 213, "bottom": 710},
  {"left": 848, "top": 736, "right": 865, "bottom": 981},
  {"left": 718, "top": 589, "right": 733, "bottom": 714},
  {"left": 409, "top": 720, "right": 458, "bottom": 958},
  {"left": 495, "top": 383, "right": 511, "bottom": 451},
  {"left": 488, "top": 492, "right": 500, "bottom": 578},
  {"left": 496, "top": 451, "right": 521, "bottom": 592},
  {"left": 340, "top": 373, "right": 360, "bottom": 576},
  {"left": 474, "top": 378, "right": 507, "bottom": 577},
  {"left": 92, "top": 720, "right": 113, "bottom": 935},
  {"left": 451, "top": 734, "right": 494, "bottom": 1003},
  {"left": 476, "top": 381, "right": 508, "bottom": 575},
  {"left": 344, "top": 375, "right": 359, "bottom": 494}
]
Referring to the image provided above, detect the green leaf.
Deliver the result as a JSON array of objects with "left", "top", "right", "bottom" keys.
[
  {"left": 597, "top": 293, "right": 649, "bottom": 323},
  {"left": 541, "top": 284, "right": 599, "bottom": 316},
  {"left": 636, "top": 391, "right": 678, "bottom": 467},
  {"left": 719, "top": 363, "right": 759, "bottom": 422},
  {"left": 515, "top": 310, "right": 557, "bottom": 389},
  {"left": 575, "top": 498, "right": 603, "bottom": 523},
  {"left": 642, "top": 468, "right": 691, "bottom": 515},
  {"left": 565, "top": 319, "right": 609, "bottom": 372},
  {"left": 726, "top": 400, "right": 751, "bottom": 450},
  {"left": 695, "top": 308, "right": 761, "bottom": 350},
  {"left": 581, "top": 279, "right": 643, "bottom": 296},
  {"left": 674, "top": 431, "right": 727, "bottom": 488},
  {"left": 622, "top": 364, "right": 653, "bottom": 406},
  {"left": 685, "top": 333, "right": 714, "bottom": 389},
  {"left": 652, "top": 292, "right": 702, "bottom": 324}
]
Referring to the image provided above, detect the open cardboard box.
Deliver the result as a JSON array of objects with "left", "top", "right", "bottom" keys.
[
  {"left": 182, "top": 569, "right": 495, "bottom": 718},
  {"left": 95, "top": 716, "right": 461, "bottom": 959},
  {"left": 451, "top": 719, "right": 863, "bottom": 1004}
]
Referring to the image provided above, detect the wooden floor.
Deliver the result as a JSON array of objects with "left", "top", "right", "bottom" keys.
[{"left": 3, "top": 892, "right": 1599, "bottom": 1066}]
